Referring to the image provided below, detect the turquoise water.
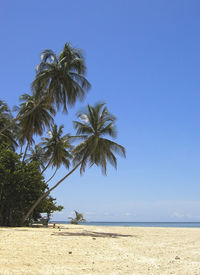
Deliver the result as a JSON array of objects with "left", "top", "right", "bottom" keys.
[{"left": 51, "top": 221, "right": 200, "bottom": 228}]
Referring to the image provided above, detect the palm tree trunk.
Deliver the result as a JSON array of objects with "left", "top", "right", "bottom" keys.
[
  {"left": 45, "top": 168, "right": 58, "bottom": 184},
  {"left": 22, "top": 142, "right": 29, "bottom": 163},
  {"left": 22, "top": 162, "right": 81, "bottom": 224},
  {"left": 0, "top": 114, "right": 21, "bottom": 135},
  {"left": 41, "top": 159, "right": 51, "bottom": 175}
]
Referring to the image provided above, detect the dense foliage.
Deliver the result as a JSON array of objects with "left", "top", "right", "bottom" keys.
[{"left": 0, "top": 145, "right": 63, "bottom": 226}]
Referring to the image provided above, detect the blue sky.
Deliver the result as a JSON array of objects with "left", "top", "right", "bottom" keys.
[{"left": 1, "top": 0, "right": 200, "bottom": 221}]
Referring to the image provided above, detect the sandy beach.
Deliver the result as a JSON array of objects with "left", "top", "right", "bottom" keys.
[{"left": 0, "top": 224, "right": 200, "bottom": 275}]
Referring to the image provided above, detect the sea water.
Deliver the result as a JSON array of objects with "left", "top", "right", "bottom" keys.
[{"left": 51, "top": 221, "right": 200, "bottom": 228}]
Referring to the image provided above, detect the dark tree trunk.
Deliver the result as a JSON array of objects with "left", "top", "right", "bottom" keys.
[
  {"left": 22, "top": 142, "right": 30, "bottom": 163},
  {"left": 22, "top": 162, "right": 81, "bottom": 224}
]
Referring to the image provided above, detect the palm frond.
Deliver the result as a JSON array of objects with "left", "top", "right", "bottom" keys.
[
  {"left": 73, "top": 103, "right": 126, "bottom": 175},
  {"left": 32, "top": 43, "right": 91, "bottom": 113}
]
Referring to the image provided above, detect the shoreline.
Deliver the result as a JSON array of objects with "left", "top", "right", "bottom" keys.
[
  {"left": 50, "top": 221, "right": 200, "bottom": 228},
  {"left": 0, "top": 224, "right": 200, "bottom": 274}
]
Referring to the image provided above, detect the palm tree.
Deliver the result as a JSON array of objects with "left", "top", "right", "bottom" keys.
[
  {"left": 68, "top": 210, "right": 86, "bottom": 224},
  {"left": 0, "top": 99, "right": 18, "bottom": 149},
  {"left": 23, "top": 103, "right": 125, "bottom": 224},
  {"left": 0, "top": 99, "right": 11, "bottom": 121},
  {"left": 26, "top": 145, "right": 46, "bottom": 170},
  {"left": 32, "top": 43, "right": 91, "bottom": 113},
  {"left": 40, "top": 124, "right": 73, "bottom": 174},
  {"left": 14, "top": 93, "right": 56, "bottom": 162},
  {"left": 73, "top": 103, "right": 126, "bottom": 175},
  {"left": 0, "top": 43, "right": 91, "bottom": 135}
]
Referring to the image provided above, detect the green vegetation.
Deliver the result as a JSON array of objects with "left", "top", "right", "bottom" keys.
[
  {"left": 68, "top": 210, "right": 86, "bottom": 224},
  {"left": 0, "top": 145, "right": 63, "bottom": 226},
  {"left": 0, "top": 43, "right": 125, "bottom": 227}
]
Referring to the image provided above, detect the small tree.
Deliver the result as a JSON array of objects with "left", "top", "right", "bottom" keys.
[
  {"left": 39, "top": 197, "right": 63, "bottom": 225},
  {"left": 68, "top": 210, "right": 86, "bottom": 224},
  {"left": 0, "top": 145, "right": 63, "bottom": 226}
]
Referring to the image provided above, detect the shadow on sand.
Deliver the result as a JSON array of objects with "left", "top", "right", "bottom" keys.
[{"left": 51, "top": 230, "right": 134, "bottom": 238}]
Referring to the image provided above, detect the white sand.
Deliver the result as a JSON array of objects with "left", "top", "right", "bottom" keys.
[{"left": 0, "top": 224, "right": 200, "bottom": 274}]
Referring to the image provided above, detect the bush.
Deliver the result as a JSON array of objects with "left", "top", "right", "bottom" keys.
[{"left": 0, "top": 145, "right": 63, "bottom": 226}]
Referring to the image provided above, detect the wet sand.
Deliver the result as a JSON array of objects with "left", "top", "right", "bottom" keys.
[{"left": 0, "top": 224, "right": 200, "bottom": 274}]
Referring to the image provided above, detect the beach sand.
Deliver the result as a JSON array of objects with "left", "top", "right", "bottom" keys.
[{"left": 0, "top": 224, "right": 200, "bottom": 275}]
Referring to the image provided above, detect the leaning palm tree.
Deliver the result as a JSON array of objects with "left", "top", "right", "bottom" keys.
[
  {"left": 0, "top": 43, "right": 91, "bottom": 135},
  {"left": 32, "top": 43, "right": 91, "bottom": 113},
  {"left": 23, "top": 103, "right": 126, "bottom": 223},
  {"left": 14, "top": 93, "right": 56, "bottom": 161}
]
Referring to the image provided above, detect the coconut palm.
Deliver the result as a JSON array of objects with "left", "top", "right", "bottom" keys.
[
  {"left": 68, "top": 210, "right": 86, "bottom": 224},
  {"left": 0, "top": 99, "right": 18, "bottom": 149},
  {"left": 23, "top": 103, "right": 125, "bottom": 224},
  {"left": 32, "top": 43, "right": 91, "bottom": 113},
  {"left": 0, "top": 43, "right": 91, "bottom": 135},
  {"left": 14, "top": 93, "right": 56, "bottom": 161},
  {"left": 23, "top": 124, "right": 73, "bottom": 222},
  {"left": 0, "top": 99, "right": 11, "bottom": 120},
  {"left": 40, "top": 124, "right": 73, "bottom": 174},
  {"left": 26, "top": 145, "right": 46, "bottom": 170},
  {"left": 26, "top": 142, "right": 59, "bottom": 185},
  {"left": 73, "top": 103, "right": 126, "bottom": 174}
]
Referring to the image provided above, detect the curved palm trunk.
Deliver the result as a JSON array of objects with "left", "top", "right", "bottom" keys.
[
  {"left": 22, "top": 142, "right": 30, "bottom": 163},
  {"left": 0, "top": 114, "right": 21, "bottom": 135},
  {"left": 22, "top": 162, "right": 81, "bottom": 224},
  {"left": 45, "top": 168, "right": 58, "bottom": 184},
  {"left": 41, "top": 159, "right": 52, "bottom": 175}
]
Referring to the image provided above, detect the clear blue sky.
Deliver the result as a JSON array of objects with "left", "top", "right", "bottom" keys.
[{"left": 1, "top": 0, "right": 200, "bottom": 221}]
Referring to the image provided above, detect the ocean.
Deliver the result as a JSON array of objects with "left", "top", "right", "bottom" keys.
[{"left": 51, "top": 221, "right": 200, "bottom": 228}]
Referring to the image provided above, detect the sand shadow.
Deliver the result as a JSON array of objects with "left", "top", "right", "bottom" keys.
[{"left": 51, "top": 230, "right": 134, "bottom": 238}]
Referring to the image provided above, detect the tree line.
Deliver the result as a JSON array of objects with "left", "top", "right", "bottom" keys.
[{"left": 0, "top": 43, "right": 126, "bottom": 226}]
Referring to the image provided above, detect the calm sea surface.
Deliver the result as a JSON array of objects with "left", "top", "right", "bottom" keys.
[{"left": 51, "top": 221, "right": 200, "bottom": 228}]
